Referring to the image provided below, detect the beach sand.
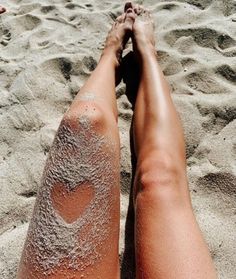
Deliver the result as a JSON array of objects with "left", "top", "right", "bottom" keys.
[{"left": 0, "top": 0, "right": 235, "bottom": 278}]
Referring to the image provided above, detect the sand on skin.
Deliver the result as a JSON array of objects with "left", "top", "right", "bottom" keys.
[{"left": 0, "top": 0, "right": 235, "bottom": 278}]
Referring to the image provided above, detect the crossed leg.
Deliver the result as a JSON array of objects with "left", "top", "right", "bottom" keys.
[
  {"left": 130, "top": 5, "right": 217, "bottom": 279},
  {"left": 17, "top": 10, "right": 135, "bottom": 279}
]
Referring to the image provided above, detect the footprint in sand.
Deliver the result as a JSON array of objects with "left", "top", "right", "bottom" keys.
[
  {"left": 0, "top": 29, "right": 11, "bottom": 46},
  {"left": 0, "top": 7, "right": 11, "bottom": 47}
]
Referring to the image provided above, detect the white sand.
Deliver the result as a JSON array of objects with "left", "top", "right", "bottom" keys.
[{"left": 0, "top": 0, "right": 235, "bottom": 278}]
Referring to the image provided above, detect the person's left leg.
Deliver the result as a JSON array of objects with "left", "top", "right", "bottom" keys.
[
  {"left": 17, "top": 9, "right": 135, "bottom": 279},
  {"left": 129, "top": 5, "right": 216, "bottom": 278},
  {"left": 0, "top": 6, "right": 6, "bottom": 14}
]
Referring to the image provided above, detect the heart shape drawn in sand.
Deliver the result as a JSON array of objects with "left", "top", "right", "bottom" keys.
[{"left": 51, "top": 182, "right": 95, "bottom": 224}]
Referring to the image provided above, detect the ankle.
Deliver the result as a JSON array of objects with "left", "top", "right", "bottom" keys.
[
  {"left": 100, "top": 49, "right": 120, "bottom": 68},
  {"left": 134, "top": 42, "right": 157, "bottom": 61}
]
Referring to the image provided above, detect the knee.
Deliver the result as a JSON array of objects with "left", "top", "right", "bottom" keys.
[
  {"left": 135, "top": 152, "right": 187, "bottom": 206},
  {"left": 64, "top": 101, "right": 108, "bottom": 132}
]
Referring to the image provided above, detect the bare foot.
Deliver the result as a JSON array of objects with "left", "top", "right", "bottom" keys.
[
  {"left": 125, "top": 3, "right": 156, "bottom": 58},
  {"left": 102, "top": 6, "right": 136, "bottom": 66},
  {"left": 0, "top": 6, "right": 6, "bottom": 14}
]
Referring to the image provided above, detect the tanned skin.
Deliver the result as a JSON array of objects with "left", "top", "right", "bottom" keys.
[{"left": 18, "top": 2, "right": 217, "bottom": 279}]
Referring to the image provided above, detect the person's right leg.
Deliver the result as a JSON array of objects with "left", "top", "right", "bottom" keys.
[
  {"left": 17, "top": 10, "right": 135, "bottom": 279},
  {"left": 129, "top": 5, "right": 217, "bottom": 279}
]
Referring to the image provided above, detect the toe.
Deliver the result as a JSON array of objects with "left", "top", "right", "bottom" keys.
[
  {"left": 133, "top": 4, "right": 152, "bottom": 19},
  {"left": 0, "top": 6, "right": 6, "bottom": 14},
  {"left": 125, "top": 10, "right": 136, "bottom": 20},
  {"left": 124, "top": 11, "right": 136, "bottom": 30},
  {"left": 133, "top": 5, "right": 140, "bottom": 15},
  {"left": 139, "top": 5, "right": 145, "bottom": 15},
  {"left": 124, "top": 2, "right": 134, "bottom": 12},
  {"left": 116, "top": 15, "right": 124, "bottom": 23}
]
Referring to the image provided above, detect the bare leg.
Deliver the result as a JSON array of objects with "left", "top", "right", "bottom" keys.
[
  {"left": 130, "top": 5, "right": 217, "bottom": 279},
  {"left": 17, "top": 10, "right": 135, "bottom": 279},
  {"left": 0, "top": 6, "right": 6, "bottom": 14}
]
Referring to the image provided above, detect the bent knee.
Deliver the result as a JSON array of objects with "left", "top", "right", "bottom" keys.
[
  {"left": 64, "top": 101, "right": 112, "bottom": 132},
  {"left": 135, "top": 153, "right": 189, "bottom": 207}
]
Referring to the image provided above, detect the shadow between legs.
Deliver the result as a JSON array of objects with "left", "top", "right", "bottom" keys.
[{"left": 120, "top": 51, "right": 140, "bottom": 279}]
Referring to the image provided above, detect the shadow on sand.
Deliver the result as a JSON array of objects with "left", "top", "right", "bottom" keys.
[{"left": 120, "top": 51, "right": 140, "bottom": 279}]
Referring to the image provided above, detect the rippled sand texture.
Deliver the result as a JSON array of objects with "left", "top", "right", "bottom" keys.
[{"left": 0, "top": 0, "right": 235, "bottom": 278}]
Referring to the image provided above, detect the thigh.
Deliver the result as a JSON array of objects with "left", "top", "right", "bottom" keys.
[{"left": 18, "top": 107, "right": 120, "bottom": 279}]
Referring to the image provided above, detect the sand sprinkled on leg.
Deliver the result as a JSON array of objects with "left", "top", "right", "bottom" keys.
[{"left": 22, "top": 115, "right": 119, "bottom": 275}]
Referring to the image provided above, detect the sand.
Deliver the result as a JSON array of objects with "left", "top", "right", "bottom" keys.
[{"left": 0, "top": 0, "right": 235, "bottom": 278}]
